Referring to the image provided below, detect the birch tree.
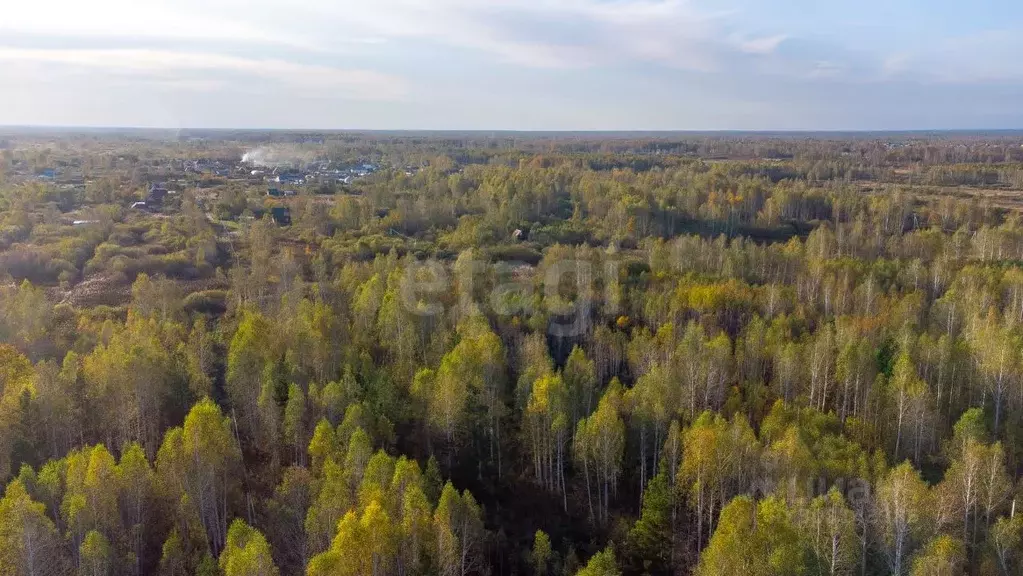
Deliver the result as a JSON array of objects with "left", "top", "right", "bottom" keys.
[
  {"left": 574, "top": 381, "right": 625, "bottom": 526},
  {"left": 155, "top": 399, "right": 241, "bottom": 557},
  {"left": 873, "top": 462, "right": 933, "bottom": 576}
]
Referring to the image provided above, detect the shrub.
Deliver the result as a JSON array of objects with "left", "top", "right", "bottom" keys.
[{"left": 183, "top": 290, "right": 228, "bottom": 316}]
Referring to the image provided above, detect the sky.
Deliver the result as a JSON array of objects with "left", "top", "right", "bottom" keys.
[{"left": 1, "top": 0, "right": 1023, "bottom": 130}]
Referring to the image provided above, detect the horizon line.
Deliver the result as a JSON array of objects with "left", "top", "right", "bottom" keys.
[{"left": 4, "top": 125, "right": 1023, "bottom": 136}]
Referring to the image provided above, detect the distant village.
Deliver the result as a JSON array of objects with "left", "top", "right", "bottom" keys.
[
  {"left": 6, "top": 152, "right": 419, "bottom": 226},
  {"left": 11, "top": 154, "right": 393, "bottom": 191}
]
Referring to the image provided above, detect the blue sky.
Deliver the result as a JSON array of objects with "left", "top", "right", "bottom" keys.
[{"left": 1, "top": 0, "right": 1022, "bottom": 130}]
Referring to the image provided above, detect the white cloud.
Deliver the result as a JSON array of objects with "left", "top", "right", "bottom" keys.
[
  {"left": 807, "top": 60, "right": 844, "bottom": 79},
  {"left": 3, "top": 0, "right": 1020, "bottom": 85},
  {"left": 0, "top": 0, "right": 788, "bottom": 72},
  {"left": 737, "top": 35, "right": 788, "bottom": 55},
  {"left": 1, "top": 0, "right": 296, "bottom": 47},
  {"left": 910, "top": 30, "right": 1023, "bottom": 83},
  {"left": 4, "top": 0, "right": 1021, "bottom": 129},
  {"left": 302, "top": 0, "right": 752, "bottom": 71},
  {"left": 0, "top": 48, "right": 407, "bottom": 99}
]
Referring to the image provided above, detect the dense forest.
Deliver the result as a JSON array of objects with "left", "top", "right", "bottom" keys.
[{"left": 2, "top": 131, "right": 1023, "bottom": 575}]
